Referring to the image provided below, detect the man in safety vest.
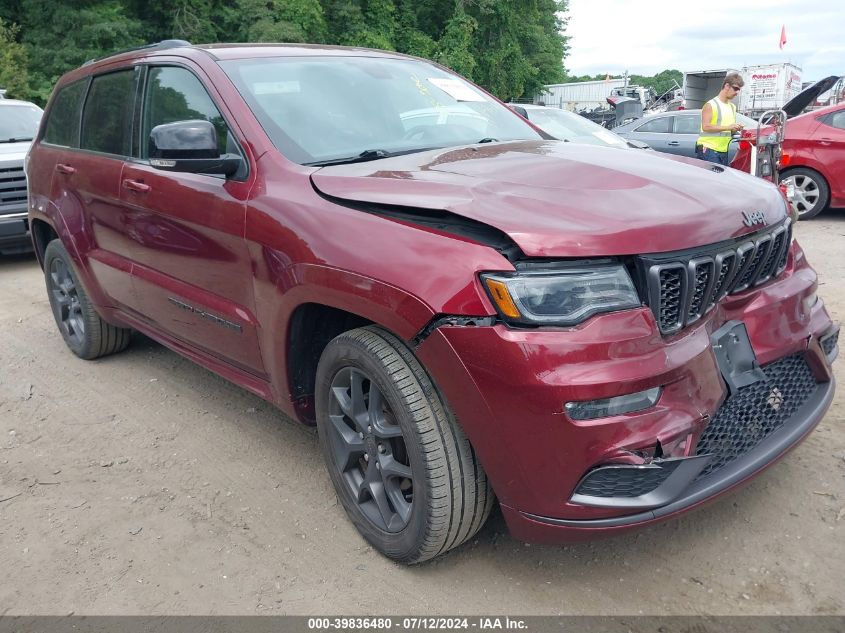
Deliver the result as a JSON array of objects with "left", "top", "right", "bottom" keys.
[{"left": 696, "top": 72, "right": 745, "bottom": 165}]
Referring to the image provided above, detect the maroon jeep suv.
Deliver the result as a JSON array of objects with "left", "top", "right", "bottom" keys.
[{"left": 26, "top": 41, "right": 837, "bottom": 563}]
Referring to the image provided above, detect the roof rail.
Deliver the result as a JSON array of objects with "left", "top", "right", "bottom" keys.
[{"left": 83, "top": 40, "right": 192, "bottom": 66}]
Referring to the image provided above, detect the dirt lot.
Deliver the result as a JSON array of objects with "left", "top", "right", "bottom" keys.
[{"left": 1, "top": 216, "right": 843, "bottom": 616}]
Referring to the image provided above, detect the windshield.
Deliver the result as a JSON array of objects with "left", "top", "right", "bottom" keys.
[
  {"left": 0, "top": 104, "right": 42, "bottom": 142},
  {"left": 525, "top": 108, "right": 628, "bottom": 148},
  {"left": 220, "top": 56, "right": 542, "bottom": 165}
]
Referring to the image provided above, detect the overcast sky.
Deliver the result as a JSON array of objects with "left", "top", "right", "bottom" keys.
[{"left": 563, "top": 0, "right": 844, "bottom": 82}]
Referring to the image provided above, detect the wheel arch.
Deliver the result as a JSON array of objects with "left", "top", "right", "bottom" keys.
[
  {"left": 285, "top": 302, "right": 374, "bottom": 423},
  {"left": 30, "top": 218, "right": 60, "bottom": 270}
]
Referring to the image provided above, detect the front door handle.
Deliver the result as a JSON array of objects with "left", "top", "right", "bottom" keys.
[
  {"left": 667, "top": 141, "right": 680, "bottom": 146},
  {"left": 56, "top": 163, "right": 76, "bottom": 175},
  {"left": 122, "top": 178, "right": 151, "bottom": 194}
]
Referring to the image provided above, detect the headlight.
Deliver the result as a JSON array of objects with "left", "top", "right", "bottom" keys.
[{"left": 481, "top": 264, "right": 641, "bottom": 326}]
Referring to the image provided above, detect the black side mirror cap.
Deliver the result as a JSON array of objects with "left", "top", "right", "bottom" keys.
[
  {"left": 149, "top": 119, "right": 243, "bottom": 177},
  {"left": 150, "top": 119, "right": 218, "bottom": 159}
]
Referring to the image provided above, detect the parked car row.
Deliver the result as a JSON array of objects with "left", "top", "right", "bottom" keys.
[{"left": 612, "top": 109, "right": 758, "bottom": 162}]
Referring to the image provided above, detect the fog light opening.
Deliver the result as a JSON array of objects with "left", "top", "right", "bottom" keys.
[{"left": 565, "top": 386, "right": 662, "bottom": 421}]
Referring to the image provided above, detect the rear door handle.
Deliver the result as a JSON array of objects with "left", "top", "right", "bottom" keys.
[
  {"left": 667, "top": 141, "right": 680, "bottom": 146},
  {"left": 56, "top": 163, "right": 76, "bottom": 175},
  {"left": 122, "top": 178, "right": 151, "bottom": 194}
]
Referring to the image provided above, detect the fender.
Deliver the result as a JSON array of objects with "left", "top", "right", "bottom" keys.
[{"left": 252, "top": 258, "right": 439, "bottom": 415}]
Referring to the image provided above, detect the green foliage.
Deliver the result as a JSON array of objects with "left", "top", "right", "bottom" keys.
[
  {"left": 560, "top": 70, "right": 684, "bottom": 98},
  {"left": 0, "top": 18, "right": 29, "bottom": 99},
  {"left": 237, "top": 0, "right": 327, "bottom": 43},
  {"left": 1, "top": 0, "right": 630, "bottom": 106},
  {"left": 13, "top": 0, "right": 144, "bottom": 103}
]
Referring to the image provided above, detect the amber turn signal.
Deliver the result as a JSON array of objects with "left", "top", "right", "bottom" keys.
[{"left": 483, "top": 278, "right": 522, "bottom": 319}]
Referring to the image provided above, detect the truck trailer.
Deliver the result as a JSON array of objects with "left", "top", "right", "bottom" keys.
[{"left": 682, "top": 63, "right": 802, "bottom": 117}]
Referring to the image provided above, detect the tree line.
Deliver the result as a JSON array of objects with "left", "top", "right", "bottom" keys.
[
  {"left": 562, "top": 70, "right": 685, "bottom": 98},
  {"left": 0, "top": 0, "right": 568, "bottom": 105}
]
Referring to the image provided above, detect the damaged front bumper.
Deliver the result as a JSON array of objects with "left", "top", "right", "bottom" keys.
[{"left": 414, "top": 253, "right": 836, "bottom": 543}]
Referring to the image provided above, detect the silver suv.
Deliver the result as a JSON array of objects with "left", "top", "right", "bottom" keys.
[{"left": 0, "top": 98, "right": 42, "bottom": 254}]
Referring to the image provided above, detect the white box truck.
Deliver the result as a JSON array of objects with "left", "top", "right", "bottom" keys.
[
  {"left": 682, "top": 63, "right": 802, "bottom": 116},
  {"left": 740, "top": 63, "right": 802, "bottom": 116}
]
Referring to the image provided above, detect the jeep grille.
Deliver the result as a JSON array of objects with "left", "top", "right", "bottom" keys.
[{"left": 644, "top": 220, "right": 792, "bottom": 335}]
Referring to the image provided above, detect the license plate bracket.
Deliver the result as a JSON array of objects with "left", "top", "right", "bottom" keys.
[{"left": 711, "top": 320, "right": 767, "bottom": 395}]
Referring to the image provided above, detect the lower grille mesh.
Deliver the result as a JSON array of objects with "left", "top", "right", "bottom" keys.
[
  {"left": 574, "top": 466, "right": 673, "bottom": 498},
  {"left": 695, "top": 354, "right": 819, "bottom": 478},
  {"left": 572, "top": 353, "right": 820, "bottom": 500}
]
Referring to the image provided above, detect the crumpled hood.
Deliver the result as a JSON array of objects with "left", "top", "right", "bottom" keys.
[{"left": 310, "top": 140, "right": 788, "bottom": 257}]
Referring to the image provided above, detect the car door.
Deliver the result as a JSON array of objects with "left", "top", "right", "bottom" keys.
[
  {"left": 119, "top": 63, "right": 265, "bottom": 377},
  {"left": 814, "top": 108, "right": 845, "bottom": 204},
  {"left": 626, "top": 115, "right": 673, "bottom": 153},
  {"left": 49, "top": 69, "right": 141, "bottom": 311},
  {"left": 670, "top": 114, "right": 702, "bottom": 157}
]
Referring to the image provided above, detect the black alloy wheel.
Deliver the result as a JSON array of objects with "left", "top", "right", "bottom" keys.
[
  {"left": 48, "top": 255, "right": 86, "bottom": 349},
  {"left": 327, "top": 366, "right": 414, "bottom": 532},
  {"left": 43, "top": 239, "right": 132, "bottom": 359},
  {"left": 315, "top": 326, "right": 495, "bottom": 563}
]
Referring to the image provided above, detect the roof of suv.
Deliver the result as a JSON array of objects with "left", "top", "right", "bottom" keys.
[{"left": 64, "top": 40, "right": 421, "bottom": 85}]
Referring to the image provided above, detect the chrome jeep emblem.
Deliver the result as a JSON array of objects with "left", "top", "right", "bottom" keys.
[{"left": 742, "top": 210, "right": 766, "bottom": 227}]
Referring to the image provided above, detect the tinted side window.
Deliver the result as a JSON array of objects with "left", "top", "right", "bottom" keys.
[
  {"left": 143, "top": 66, "right": 229, "bottom": 157},
  {"left": 44, "top": 80, "right": 87, "bottom": 147},
  {"left": 81, "top": 70, "right": 137, "bottom": 156},
  {"left": 823, "top": 110, "right": 845, "bottom": 130},
  {"left": 674, "top": 115, "right": 701, "bottom": 134},
  {"left": 635, "top": 117, "right": 672, "bottom": 133}
]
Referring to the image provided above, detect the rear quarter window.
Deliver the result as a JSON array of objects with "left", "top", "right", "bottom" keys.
[
  {"left": 43, "top": 80, "right": 87, "bottom": 147},
  {"left": 674, "top": 116, "right": 700, "bottom": 134},
  {"left": 80, "top": 69, "right": 138, "bottom": 156},
  {"left": 634, "top": 117, "right": 671, "bottom": 133},
  {"left": 823, "top": 109, "right": 845, "bottom": 130}
]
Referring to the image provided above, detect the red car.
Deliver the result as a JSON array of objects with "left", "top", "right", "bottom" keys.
[
  {"left": 26, "top": 42, "right": 836, "bottom": 562},
  {"left": 731, "top": 101, "right": 845, "bottom": 219}
]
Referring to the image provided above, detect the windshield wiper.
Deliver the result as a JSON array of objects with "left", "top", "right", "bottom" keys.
[
  {"left": 476, "top": 137, "right": 499, "bottom": 144},
  {"left": 305, "top": 149, "right": 392, "bottom": 167},
  {"left": 0, "top": 137, "right": 34, "bottom": 144},
  {"left": 306, "top": 146, "right": 445, "bottom": 167}
]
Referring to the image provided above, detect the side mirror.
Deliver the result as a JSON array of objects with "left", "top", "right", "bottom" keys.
[
  {"left": 509, "top": 105, "right": 528, "bottom": 118},
  {"left": 149, "top": 120, "right": 242, "bottom": 177}
]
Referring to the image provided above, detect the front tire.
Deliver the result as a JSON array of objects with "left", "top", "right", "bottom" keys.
[
  {"left": 43, "top": 239, "right": 131, "bottom": 360},
  {"left": 781, "top": 167, "right": 830, "bottom": 220},
  {"left": 315, "top": 326, "right": 494, "bottom": 563}
]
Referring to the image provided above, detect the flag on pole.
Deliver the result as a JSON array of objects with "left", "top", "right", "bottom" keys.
[{"left": 779, "top": 25, "right": 787, "bottom": 50}]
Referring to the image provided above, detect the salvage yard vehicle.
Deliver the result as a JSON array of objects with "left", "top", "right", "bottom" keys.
[
  {"left": 507, "top": 103, "right": 649, "bottom": 149},
  {"left": 613, "top": 110, "right": 757, "bottom": 160},
  {"left": 0, "top": 98, "right": 42, "bottom": 254},
  {"left": 26, "top": 41, "right": 837, "bottom": 563},
  {"left": 731, "top": 86, "right": 845, "bottom": 219}
]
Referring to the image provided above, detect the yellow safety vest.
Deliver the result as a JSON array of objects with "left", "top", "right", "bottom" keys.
[{"left": 697, "top": 97, "right": 736, "bottom": 153}]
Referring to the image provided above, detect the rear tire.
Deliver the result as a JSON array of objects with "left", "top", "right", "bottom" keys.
[
  {"left": 781, "top": 167, "right": 830, "bottom": 220},
  {"left": 43, "top": 239, "right": 132, "bottom": 360},
  {"left": 315, "top": 326, "right": 494, "bottom": 563}
]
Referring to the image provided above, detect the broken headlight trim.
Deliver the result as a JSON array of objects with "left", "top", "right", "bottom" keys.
[
  {"left": 566, "top": 387, "right": 662, "bottom": 421},
  {"left": 480, "top": 264, "right": 640, "bottom": 326}
]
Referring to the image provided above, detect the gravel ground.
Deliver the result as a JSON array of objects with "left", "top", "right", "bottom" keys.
[{"left": 0, "top": 214, "right": 843, "bottom": 616}]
